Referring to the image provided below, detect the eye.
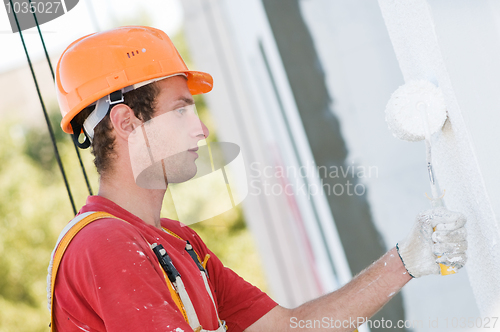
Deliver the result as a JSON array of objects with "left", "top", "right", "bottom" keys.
[{"left": 176, "top": 107, "right": 186, "bottom": 115}]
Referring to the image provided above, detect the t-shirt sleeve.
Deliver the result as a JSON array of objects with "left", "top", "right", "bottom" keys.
[
  {"left": 208, "top": 252, "right": 278, "bottom": 332},
  {"left": 177, "top": 228, "right": 278, "bottom": 332},
  {"left": 54, "top": 218, "right": 191, "bottom": 332}
]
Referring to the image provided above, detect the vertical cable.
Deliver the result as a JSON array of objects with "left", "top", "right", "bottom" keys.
[
  {"left": 28, "top": 0, "right": 94, "bottom": 196},
  {"left": 10, "top": 0, "right": 77, "bottom": 214}
]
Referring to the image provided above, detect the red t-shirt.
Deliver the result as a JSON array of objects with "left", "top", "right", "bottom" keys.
[{"left": 54, "top": 196, "right": 277, "bottom": 332}]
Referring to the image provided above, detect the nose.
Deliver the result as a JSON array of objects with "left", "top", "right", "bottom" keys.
[
  {"left": 191, "top": 115, "right": 209, "bottom": 140},
  {"left": 200, "top": 120, "right": 209, "bottom": 139}
]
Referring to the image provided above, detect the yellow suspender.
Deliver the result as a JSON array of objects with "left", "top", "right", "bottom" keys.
[
  {"left": 49, "top": 212, "right": 190, "bottom": 331},
  {"left": 50, "top": 212, "right": 113, "bottom": 331},
  {"left": 161, "top": 265, "right": 190, "bottom": 323}
]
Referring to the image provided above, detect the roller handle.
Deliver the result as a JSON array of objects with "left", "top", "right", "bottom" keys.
[{"left": 429, "top": 197, "right": 455, "bottom": 276}]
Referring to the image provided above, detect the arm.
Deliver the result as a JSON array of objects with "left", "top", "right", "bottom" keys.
[
  {"left": 246, "top": 207, "right": 467, "bottom": 332},
  {"left": 247, "top": 247, "right": 410, "bottom": 332}
]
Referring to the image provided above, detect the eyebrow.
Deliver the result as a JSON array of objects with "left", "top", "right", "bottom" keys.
[{"left": 178, "top": 96, "right": 195, "bottom": 105}]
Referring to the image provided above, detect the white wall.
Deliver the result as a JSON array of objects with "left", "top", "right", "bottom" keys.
[
  {"left": 301, "top": 0, "right": 478, "bottom": 331},
  {"left": 300, "top": 0, "right": 479, "bottom": 330},
  {"left": 428, "top": 0, "right": 500, "bottom": 316},
  {"left": 378, "top": 0, "right": 499, "bottom": 321}
]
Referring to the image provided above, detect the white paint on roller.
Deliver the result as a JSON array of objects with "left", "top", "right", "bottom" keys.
[{"left": 385, "top": 80, "right": 447, "bottom": 142}]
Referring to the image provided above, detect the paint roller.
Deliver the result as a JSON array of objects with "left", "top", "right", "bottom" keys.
[{"left": 385, "top": 79, "right": 454, "bottom": 275}]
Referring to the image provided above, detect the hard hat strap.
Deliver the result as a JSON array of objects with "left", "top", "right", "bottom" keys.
[
  {"left": 70, "top": 118, "right": 92, "bottom": 149},
  {"left": 80, "top": 90, "right": 125, "bottom": 145}
]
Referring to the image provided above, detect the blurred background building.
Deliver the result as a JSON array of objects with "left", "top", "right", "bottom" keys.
[{"left": 1, "top": 0, "right": 499, "bottom": 331}]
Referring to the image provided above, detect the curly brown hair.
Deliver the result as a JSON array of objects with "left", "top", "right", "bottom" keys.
[{"left": 73, "top": 83, "right": 160, "bottom": 175}]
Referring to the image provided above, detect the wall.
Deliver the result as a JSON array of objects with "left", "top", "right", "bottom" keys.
[
  {"left": 301, "top": 0, "right": 480, "bottom": 329},
  {"left": 379, "top": 0, "right": 500, "bottom": 319}
]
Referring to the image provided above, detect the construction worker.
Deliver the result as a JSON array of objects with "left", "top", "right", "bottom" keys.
[{"left": 48, "top": 26, "right": 467, "bottom": 332}]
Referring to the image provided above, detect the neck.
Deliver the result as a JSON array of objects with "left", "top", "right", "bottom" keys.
[{"left": 98, "top": 172, "right": 166, "bottom": 228}]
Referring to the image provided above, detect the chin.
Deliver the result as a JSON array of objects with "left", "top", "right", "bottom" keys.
[{"left": 168, "top": 166, "right": 198, "bottom": 184}]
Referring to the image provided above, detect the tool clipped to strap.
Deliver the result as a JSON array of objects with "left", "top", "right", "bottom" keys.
[
  {"left": 186, "top": 241, "right": 205, "bottom": 272},
  {"left": 151, "top": 243, "right": 180, "bottom": 283}
]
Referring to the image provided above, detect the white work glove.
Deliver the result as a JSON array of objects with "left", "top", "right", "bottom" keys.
[{"left": 396, "top": 207, "right": 467, "bottom": 278}]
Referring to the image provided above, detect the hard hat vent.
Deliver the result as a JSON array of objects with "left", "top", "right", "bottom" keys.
[{"left": 127, "top": 50, "right": 141, "bottom": 58}]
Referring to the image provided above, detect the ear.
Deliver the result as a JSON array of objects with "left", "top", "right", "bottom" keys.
[{"left": 108, "top": 104, "right": 142, "bottom": 142}]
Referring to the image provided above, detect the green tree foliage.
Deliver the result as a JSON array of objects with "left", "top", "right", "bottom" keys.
[{"left": 0, "top": 115, "right": 81, "bottom": 331}]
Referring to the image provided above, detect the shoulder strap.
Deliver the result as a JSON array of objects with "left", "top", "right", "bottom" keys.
[{"left": 47, "top": 211, "right": 116, "bottom": 332}]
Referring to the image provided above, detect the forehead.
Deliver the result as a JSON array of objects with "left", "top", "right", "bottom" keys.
[{"left": 155, "top": 75, "right": 193, "bottom": 105}]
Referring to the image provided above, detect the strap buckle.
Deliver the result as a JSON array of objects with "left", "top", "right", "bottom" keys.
[{"left": 108, "top": 90, "right": 124, "bottom": 105}]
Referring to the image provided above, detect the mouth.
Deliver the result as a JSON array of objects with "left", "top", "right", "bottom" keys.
[{"left": 188, "top": 146, "right": 199, "bottom": 157}]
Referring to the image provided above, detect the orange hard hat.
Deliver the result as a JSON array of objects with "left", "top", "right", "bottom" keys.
[{"left": 56, "top": 26, "right": 213, "bottom": 134}]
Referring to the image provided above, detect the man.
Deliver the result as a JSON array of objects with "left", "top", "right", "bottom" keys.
[{"left": 49, "top": 26, "right": 467, "bottom": 332}]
